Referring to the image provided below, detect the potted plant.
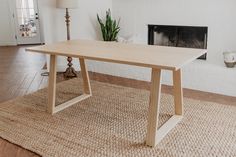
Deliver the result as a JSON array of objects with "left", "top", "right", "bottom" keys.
[
  {"left": 223, "top": 51, "right": 236, "bottom": 68},
  {"left": 97, "top": 9, "right": 120, "bottom": 41}
]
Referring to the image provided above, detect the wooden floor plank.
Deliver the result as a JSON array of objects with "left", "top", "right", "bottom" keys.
[{"left": 26, "top": 72, "right": 44, "bottom": 94}]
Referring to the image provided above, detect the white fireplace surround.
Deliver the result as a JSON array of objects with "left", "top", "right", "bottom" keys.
[{"left": 36, "top": 0, "right": 236, "bottom": 97}]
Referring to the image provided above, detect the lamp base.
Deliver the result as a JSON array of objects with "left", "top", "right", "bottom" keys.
[
  {"left": 64, "top": 56, "right": 78, "bottom": 78},
  {"left": 64, "top": 66, "right": 78, "bottom": 78}
]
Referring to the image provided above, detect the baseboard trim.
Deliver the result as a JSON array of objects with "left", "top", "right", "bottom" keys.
[{"left": 0, "top": 42, "right": 17, "bottom": 46}]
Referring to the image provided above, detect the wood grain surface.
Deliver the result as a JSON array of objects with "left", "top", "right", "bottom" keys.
[{"left": 27, "top": 39, "right": 207, "bottom": 70}]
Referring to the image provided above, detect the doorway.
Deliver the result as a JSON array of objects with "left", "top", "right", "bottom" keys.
[{"left": 13, "top": 0, "right": 42, "bottom": 45}]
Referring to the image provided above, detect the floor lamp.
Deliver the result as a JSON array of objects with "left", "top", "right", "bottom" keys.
[{"left": 57, "top": 0, "right": 78, "bottom": 78}]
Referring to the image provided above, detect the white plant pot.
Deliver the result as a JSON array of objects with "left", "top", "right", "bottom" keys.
[{"left": 223, "top": 51, "right": 236, "bottom": 68}]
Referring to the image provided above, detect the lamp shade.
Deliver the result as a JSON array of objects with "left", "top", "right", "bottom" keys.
[{"left": 57, "top": 0, "right": 78, "bottom": 9}]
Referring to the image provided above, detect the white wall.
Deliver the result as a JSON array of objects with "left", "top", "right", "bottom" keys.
[
  {"left": 38, "top": 0, "right": 112, "bottom": 71},
  {"left": 87, "top": 0, "right": 236, "bottom": 96},
  {"left": 0, "top": 0, "right": 16, "bottom": 46},
  {"left": 113, "top": 0, "right": 236, "bottom": 65}
]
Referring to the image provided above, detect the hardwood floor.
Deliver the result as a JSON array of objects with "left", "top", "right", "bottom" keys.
[
  {"left": 0, "top": 46, "right": 235, "bottom": 157},
  {"left": 0, "top": 46, "right": 47, "bottom": 103},
  {"left": 0, "top": 139, "right": 39, "bottom": 157}
]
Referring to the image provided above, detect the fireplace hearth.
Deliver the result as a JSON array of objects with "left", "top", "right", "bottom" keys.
[{"left": 148, "top": 25, "right": 208, "bottom": 60}]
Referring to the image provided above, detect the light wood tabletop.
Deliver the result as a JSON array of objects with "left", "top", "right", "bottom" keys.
[
  {"left": 26, "top": 39, "right": 207, "bottom": 147},
  {"left": 27, "top": 39, "right": 206, "bottom": 71}
]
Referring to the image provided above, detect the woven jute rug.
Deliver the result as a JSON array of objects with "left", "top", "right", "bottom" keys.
[{"left": 0, "top": 78, "right": 236, "bottom": 157}]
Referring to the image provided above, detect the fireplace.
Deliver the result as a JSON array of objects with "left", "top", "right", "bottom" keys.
[{"left": 148, "top": 25, "right": 208, "bottom": 60}]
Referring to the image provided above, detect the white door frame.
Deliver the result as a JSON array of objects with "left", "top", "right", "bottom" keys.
[{"left": 12, "top": 0, "right": 42, "bottom": 45}]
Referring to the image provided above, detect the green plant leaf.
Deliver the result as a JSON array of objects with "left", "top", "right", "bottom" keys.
[{"left": 97, "top": 9, "right": 120, "bottom": 41}]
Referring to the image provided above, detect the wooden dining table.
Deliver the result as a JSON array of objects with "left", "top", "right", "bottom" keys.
[{"left": 27, "top": 39, "right": 206, "bottom": 147}]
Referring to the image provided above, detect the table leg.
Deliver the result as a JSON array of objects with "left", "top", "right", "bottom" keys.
[
  {"left": 47, "top": 56, "right": 92, "bottom": 115},
  {"left": 145, "top": 68, "right": 183, "bottom": 147},
  {"left": 48, "top": 55, "right": 57, "bottom": 114},
  {"left": 173, "top": 69, "right": 183, "bottom": 115},
  {"left": 79, "top": 58, "right": 92, "bottom": 95},
  {"left": 146, "top": 68, "right": 162, "bottom": 147}
]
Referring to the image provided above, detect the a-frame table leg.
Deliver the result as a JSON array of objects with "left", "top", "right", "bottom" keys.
[
  {"left": 173, "top": 69, "right": 183, "bottom": 116},
  {"left": 146, "top": 68, "right": 183, "bottom": 147},
  {"left": 146, "top": 68, "right": 162, "bottom": 147},
  {"left": 79, "top": 58, "right": 92, "bottom": 95},
  {"left": 48, "top": 55, "right": 57, "bottom": 114},
  {"left": 47, "top": 56, "right": 92, "bottom": 115}
]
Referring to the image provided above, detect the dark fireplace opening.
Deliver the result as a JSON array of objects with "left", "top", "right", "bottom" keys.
[{"left": 148, "top": 25, "right": 208, "bottom": 60}]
